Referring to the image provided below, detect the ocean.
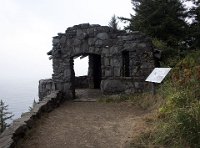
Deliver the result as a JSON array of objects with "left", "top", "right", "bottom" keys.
[
  {"left": 0, "top": 57, "right": 87, "bottom": 123},
  {"left": 0, "top": 78, "right": 39, "bottom": 122}
]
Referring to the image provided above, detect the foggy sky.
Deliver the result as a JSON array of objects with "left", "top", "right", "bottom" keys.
[{"left": 0, "top": 0, "right": 132, "bottom": 80}]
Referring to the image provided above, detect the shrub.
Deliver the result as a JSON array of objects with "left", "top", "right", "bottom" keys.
[
  {"left": 0, "top": 100, "right": 14, "bottom": 133},
  {"left": 154, "top": 51, "right": 200, "bottom": 147}
]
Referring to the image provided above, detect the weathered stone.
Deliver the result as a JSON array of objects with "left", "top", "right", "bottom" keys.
[
  {"left": 112, "top": 58, "right": 120, "bottom": 67},
  {"left": 88, "top": 47, "right": 95, "bottom": 53},
  {"left": 102, "top": 48, "right": 110, "bottom": 55},
  {"left": 63, "top": 83, "right": 71, "bottom": 90},
  {"left": 110, "top": 46, "right": 119, "bottom": 54},
  {"left": 39, "top": 23, "right": 156, "bottom": 99},
  {"left": 73, "top": 38, "right": 81, "bottom": 46},
  {"left": 0, "top": 91, "right": 63, "bottom": 147},
  {"left": 64, "top": 69, "right": 71, "bottom": 78},
  {"left": 95, "top": 39, "right": 103, "bottom": 47},
  {"left": 94, "top": 47, "right": 101, "bottom": 54},
  {"left": 134, "top": 82, "right": 140, "bottom": 89},
  {"left": 113, "top": 67, "right": 121, "bottom": 77},
  {"left": 124, "top": 42, "right": 136, "bottom": 50},
  {"left": 140, "top": 63, "right": 154, "bottom": 69},
  {"left": 38, "top": 79, "right": 55, "bottom": 100},
  {"left": 96, "top": 32, "right": 109, "bottom": 40},
  {"left": 12, "top": 122, "right": 27, "bottom": 137},
  {"left": 101, "top": 80, "right": 125, "bottom": 94},
  {"left": 76, "top": 29, "right": 88, "bottom": 39},
  {"left": 22, "top": 113, "right": 34, "bottom": 128},
  {"left": 80, "top": 23, "right": 90, "bottom": 29},
  {"left": 80, "top": 41, "right": 89, "bottom": 51},
  {"left": 88, "top": 38, "right": 96, "bottom": 46},
  {"left": 105, "top": 69, "right": 112, "bottom": 77},
  {"left": 104, "top": 58, "right": 110, "bottom": 66},
  {"left": 118, "top": 35, "right": 133, "bottom": 41},
  {"left": 60, "top": 36, "right": 66, "bottom": 43},
  {"left": 138, "top": 43, "right": 147, "bottom": 48},
  {"left": 74, "top": 47, "right": 81, "bottom": 55},
  {"left": 52, "top": 38, "right": 59, "bottom": 46}
]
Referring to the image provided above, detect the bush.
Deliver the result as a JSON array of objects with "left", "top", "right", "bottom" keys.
[
  {"left": 154, "top": 51, "right": 200, "bottom": 147},
  {"left": 156, "top": 103, "right": 200, "bottom": 147},
  {"left": 0, "top": 100, "right": 14, "bottom": 133}
]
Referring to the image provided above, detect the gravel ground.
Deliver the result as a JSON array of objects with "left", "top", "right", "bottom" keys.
[{"left": 17, "top": 90, "right": 146, "bottom": 148}]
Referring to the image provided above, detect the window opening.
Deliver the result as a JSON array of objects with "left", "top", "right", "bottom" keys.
[{"left": 122, "top": 50, "right": 130, "bottom": 77}]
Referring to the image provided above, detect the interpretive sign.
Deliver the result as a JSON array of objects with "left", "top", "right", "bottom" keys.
[{"left": 145, "top": 68, "right": 171, "bottom": 83}]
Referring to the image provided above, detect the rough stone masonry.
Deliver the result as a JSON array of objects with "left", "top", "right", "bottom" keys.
[{"left": 39, "top": 23, "right": 157, "bottom": 100}]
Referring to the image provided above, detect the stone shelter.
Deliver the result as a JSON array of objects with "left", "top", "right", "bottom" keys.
[{"left": 39, "top": 23, "right": 156, "bottom": 99}]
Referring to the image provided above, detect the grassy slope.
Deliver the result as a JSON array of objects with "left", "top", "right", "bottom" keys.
[{"left": 129, "top": 50, "right": 200, "bottom": 148}]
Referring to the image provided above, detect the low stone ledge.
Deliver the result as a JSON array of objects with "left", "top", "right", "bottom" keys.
[
  {"left": 38, "top": 79, "right": 56, "bottom": 100},
  {"left": 0, "top": 91, "right": 64, "bottom": 148}
]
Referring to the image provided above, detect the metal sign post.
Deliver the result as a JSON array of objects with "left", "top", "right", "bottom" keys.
[
  {"left": 151, "top": 82, "right": 156, "bottom": 95},
  {"left": 145, "top": 68, "right": 171, "bottom": 95}
]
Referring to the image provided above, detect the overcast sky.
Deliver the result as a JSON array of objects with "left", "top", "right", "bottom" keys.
[
  {"left": 0, "top": 0, "right": 194, "bottom": 81},
  {"left": 0, "top": 0, "right": 133, "bottom": 80}
]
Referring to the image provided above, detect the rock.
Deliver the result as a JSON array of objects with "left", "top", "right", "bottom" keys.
[
  {"left": 39, "top": 79, "right": 55, "bottom": 100},
  {"left": 73, "top": 38, "right": 81, "bottom": 46},
  {"left": 95, "top": 39, "right": 103, "bottom": 47},
  {"left": 138, "top": 43, "right": 147, "bottom": 48},
  {"left": 96, "top": 32, "right": 109, "bottom": 40},
  {"left": 76, "top": 29, "right": 88, "bottom": 39},
  {"left": 104, "top": 58, "right": 110, "bottom": 66},
  {"left": 52, "top": 38, "right": 59, "bottom": 46},
  {"left": 105, "top": 69, "right": 112, "bottom": 77},
  {"left": 134, "top": 82, "right": 140, "bottom": 89},
  {"left": 101, "top": 80, "right": 125, "bottom": 94},
  {"left": 113, "top": 67, "right": 121, "bottom": 77},
  {"left": 60, "top": 36, "right": 66, "bottom": 43},
  {"left": 88, "top": 38, "right": 96, "bottom": 46}
]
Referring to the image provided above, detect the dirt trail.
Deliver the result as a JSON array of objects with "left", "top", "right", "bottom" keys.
[{"left": 18, "top": 90, "right": 146, "bottom": 148}]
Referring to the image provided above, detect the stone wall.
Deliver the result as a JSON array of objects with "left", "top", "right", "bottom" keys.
[
  {"left": 38, "top": 79, "right": 56, "bottom": 100},
  {"left": 0, "top": 91, "right": 64, "bottom": 148},
  {"left": 44, "top": 23, "right": 155, "bottom": 99}
]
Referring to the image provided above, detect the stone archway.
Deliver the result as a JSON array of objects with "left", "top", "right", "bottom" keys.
[{"left": 39, "top": 23, "right": 156, "bottom": 100}]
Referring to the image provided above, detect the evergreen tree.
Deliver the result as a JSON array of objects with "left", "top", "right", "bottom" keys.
[
  {"left": 189, "top": 0, "right": 200, "bottom": 48},
  {"left": 29, "top": 99, "right": 37, "bottom": 111},
  {"left": 0, "top": 100, "right": 13, "bottom": 133},
  {"left": 108, "top": 15, "right": 119, "bottom": 31},
  {"left": 121, "top": 0, "right": 188, "bottom": 47}
]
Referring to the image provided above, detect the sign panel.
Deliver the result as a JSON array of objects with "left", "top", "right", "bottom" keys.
[{"left": 145, "top": 68, "right": 171, "bottom": 83}]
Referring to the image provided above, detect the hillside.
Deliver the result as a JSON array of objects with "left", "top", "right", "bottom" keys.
[{"left": 130, "top": 50, "right": 200, "bottom": 148}]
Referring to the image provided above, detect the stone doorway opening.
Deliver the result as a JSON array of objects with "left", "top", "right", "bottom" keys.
[
  {"left": 88, "top": 54, "right": 101, "bottom": 89},
  {"left": 72, "top": 53, "right": 102, "bottom": 99}
]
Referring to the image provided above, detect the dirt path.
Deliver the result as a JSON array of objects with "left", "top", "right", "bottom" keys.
[{"left": 18, "top": 90, "right": 146, "bottom": 148}]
